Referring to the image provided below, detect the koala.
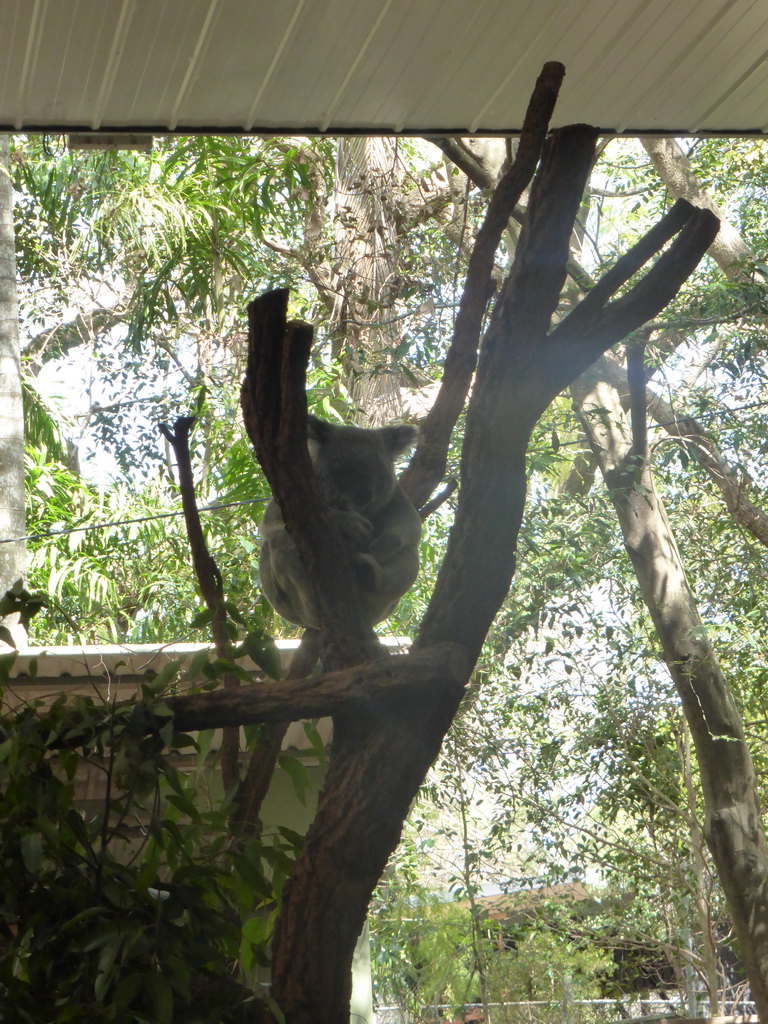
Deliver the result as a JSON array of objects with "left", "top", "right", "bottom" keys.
[{"left": 259, "top": 415, "right": 421, "bottom": 628}]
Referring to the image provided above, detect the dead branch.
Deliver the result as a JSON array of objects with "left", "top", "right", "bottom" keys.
[{"left": 158, "top": 416, "right": 240, "bottom": 791}]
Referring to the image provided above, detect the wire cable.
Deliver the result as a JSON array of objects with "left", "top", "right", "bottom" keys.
[{"left": 0, "top": 497, "right": 269, "bottom": 545}]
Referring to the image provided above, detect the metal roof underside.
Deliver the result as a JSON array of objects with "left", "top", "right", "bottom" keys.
[{"left": 3, "top": 0, "right": 768, "bottom": 138}]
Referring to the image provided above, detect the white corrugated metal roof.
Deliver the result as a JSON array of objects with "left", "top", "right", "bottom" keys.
[{"left": 2, "top": 0, "right": 768, "bottom": 136}]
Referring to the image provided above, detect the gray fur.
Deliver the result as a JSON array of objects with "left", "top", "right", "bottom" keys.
[{"left": 259, "top": 416, "right": 421, "bottom": 628}]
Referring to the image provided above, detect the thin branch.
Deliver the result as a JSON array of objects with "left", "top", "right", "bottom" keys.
[
  {"left": 158, "top": 418, "right": 224, "bottom": 613},
  {"left": 232, "top": 629, "right": 320, "bottom": 834},
  {"left": 627, "top": 335, "right": 648, "bottom": 462},
  {"left": 419, "top": 478, "right": 458, "bottom": 519},
  {"left": 400, "top": 61, "right": 566, "bottom": 509},
  {"left": 580, "top": 352, "right": 768, "bottom": 549}
]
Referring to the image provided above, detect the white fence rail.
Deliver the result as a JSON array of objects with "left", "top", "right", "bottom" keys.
[{"left": 374, "top": 996, "right": 759, "bottom": 1024}]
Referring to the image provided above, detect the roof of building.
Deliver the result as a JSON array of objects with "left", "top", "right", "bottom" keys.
[{"left": 2, "top": 1, "right": 767, "bottom": 137}]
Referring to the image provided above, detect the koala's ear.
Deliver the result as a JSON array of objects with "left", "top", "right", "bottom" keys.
[
  {"left": 380, "top": 424, "right": 418, "bottom": 457},
  {"left": 307, "top": 415, "right": 332, "bottom": 444}
]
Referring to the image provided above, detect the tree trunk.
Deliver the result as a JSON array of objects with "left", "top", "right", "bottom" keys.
[
  {"left": 643, "top": 137, "right": 752, "bottom": 279},
  {"left": 0, "top": 135, "right": 26, "bottom": 641},
  {"left": 232, "top": 59, "right": 718, "bottom": 1019},
  {"left": 572, "top": 361, "right": 768, "bottom": 1019},
  {"left": 241, "top": 148, "right": 716, "bottom": 1024},
  {"left": 680, "top": 722, "right": 720, "bottom": 1013},
  {"left": 333, "top": 136, "right": 408, "bottom": 425}
]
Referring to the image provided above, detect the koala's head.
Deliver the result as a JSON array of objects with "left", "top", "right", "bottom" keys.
[{"left": 307, "top": 415, "right": 417, "bottom": 513}]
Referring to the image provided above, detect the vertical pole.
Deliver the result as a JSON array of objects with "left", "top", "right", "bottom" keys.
[{"left": 0, "top": 136, "right": 26, "bottom": 644}]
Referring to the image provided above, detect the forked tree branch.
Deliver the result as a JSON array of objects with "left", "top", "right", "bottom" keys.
[{"left": 544, "top": 202, "right": 720, "bottom": 389}]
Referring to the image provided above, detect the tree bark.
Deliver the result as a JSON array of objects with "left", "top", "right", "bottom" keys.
[
  {"left": 572, "top": 362, "right": 768, "bottom": 1019},
  {"left": 333, "top": 137, "right": 407, "bottom": 426},
  {"left": 0, "top": 136, "right": 26, "bottom": 643},
  {"left": 401, "top": 61, "right": 563, "bottom": 510},
  {"left": 158, "top": 416, "right": 241, "bottom": 793}
]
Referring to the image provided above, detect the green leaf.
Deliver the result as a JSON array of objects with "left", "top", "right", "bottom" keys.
[
  {"left": 145, "top": 970, "right": 174, "bottom": 1024},
  {"left": 189, "top": 607, "right": 214, "bottom": 629},
  {"left": 235, "top": 630, "right": 282, "bottom": 680},
  {"left": 224, "top": 600, "right": 246, "bottom": 625},
  {"left": 188, "top": 647, "right": 212, "bottom": 679},
  {"left": 20, "top": 832, "right": 42, "bottom": 873},
  {"left": 94, "top": 934, "right": 122, "bottom": 1002},
  {"left": 0, "top": 649, "right": 17, "bottom": 683},
  {"left": 149, "top": 658, "right": 183, "bottom": 690},
  {"left": 277, "top": 752, "right": 310, "bottom": 805},
  {"left": 0, "top": 580, "right": 24, "bottom": 617}
]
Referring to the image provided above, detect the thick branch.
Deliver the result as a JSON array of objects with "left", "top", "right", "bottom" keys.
[
  {"left": 431, "top": 137, "right": 494, "bottom": 190},
  {"left": 657, "top": 413, "right": 768, "bottom": 548},
  {"left": 560, "top": 199, "right": 695, "bottom": 331},
  {"left": 23, "top": 307, "right": 126, "bottom": 369},
  {"left": 643, "top": 137, "right": 753, "bottom": 279},
  {"left": 418, "top": 125, "right": 599, "bottom": 659},
  {"left": 543, "top": 203, "right": 720, "bottom": 391},
  {"left": 156, "top": 645, "right": 470, "bottom": 732}
]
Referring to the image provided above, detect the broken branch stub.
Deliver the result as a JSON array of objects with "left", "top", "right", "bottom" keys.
[{"left": 240, "top": 289, "right": 380, "bottom": 663}]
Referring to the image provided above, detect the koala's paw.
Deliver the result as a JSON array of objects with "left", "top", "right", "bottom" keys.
[
  {"left": 367, "top": 531, "right": 401, "bottom": 562},
  {"left": 354, "top": 551, "right": 381, "bottom": 588},
  {"left": 331, "top": 509, "right": 373, "bottom": 548}
]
